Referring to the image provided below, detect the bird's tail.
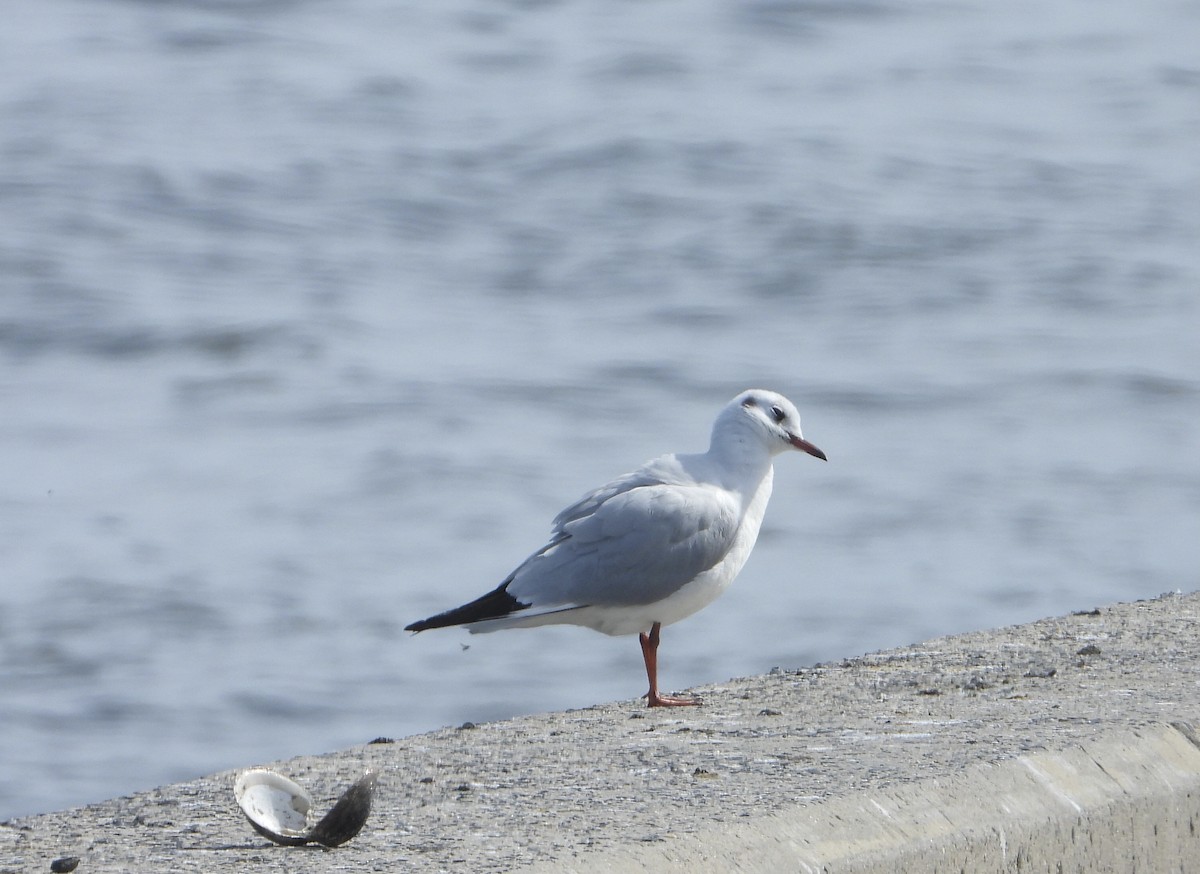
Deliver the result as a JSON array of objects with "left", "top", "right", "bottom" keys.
[{"left": 404, "top": 581, "right": 530, "bottom": 632}]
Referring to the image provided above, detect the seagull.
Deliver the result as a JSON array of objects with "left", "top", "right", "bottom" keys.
[{"left": 405, "top": 389, "right": 826, "bottom": 707}]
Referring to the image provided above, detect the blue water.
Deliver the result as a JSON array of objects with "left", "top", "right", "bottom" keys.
[{"left": 1, "top": 0, "right": 1197, "bottom": 820}]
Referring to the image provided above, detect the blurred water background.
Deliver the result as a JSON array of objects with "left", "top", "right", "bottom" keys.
[{"left": 1, "top": 0, "right": 1198, "bottom": 820}]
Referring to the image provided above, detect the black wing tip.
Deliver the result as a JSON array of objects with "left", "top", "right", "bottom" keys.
[{"left": 405, "top": 583, "right": 529, "bottom": 632}]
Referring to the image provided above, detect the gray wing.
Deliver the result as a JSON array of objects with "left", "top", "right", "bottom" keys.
[
  {"left": 505, "top": 472, "right": 742, "bottom": 609},
  {"left": 549, "top": 467, "right": 666, "bottom": 531}
]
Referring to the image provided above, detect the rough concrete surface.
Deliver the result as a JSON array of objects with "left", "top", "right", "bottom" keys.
[{"left": 3, "top": 591, "right": 1200, "bottom": 873}]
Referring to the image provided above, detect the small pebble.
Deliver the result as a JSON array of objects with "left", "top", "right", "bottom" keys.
[
  {"left": 50, "top": 858, "right": 80, "bottom": 874},
  {"left": 1023, "top": 667, "right": 1057, "bottom": 679}
]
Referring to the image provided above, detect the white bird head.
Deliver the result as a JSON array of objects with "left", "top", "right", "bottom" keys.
[{"left": 715, "top": 389, "right": 827, "bottom": 460}]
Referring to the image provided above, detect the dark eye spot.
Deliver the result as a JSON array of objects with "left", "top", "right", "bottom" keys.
[
  {"left": 741, "top": 396, "right": 757, "bottom": 408},
  {"left": 769, "top": 405, "right": 786, "bottom": 423}
]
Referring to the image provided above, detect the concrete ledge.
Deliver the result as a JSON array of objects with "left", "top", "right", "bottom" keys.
[
  {"left": 532, "top": 723, "right": 1200, "bottom": 873},
  {"left": 3, "top": 592, "right": 1199, "bottom": 872}
]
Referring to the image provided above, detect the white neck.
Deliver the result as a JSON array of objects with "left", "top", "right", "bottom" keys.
[{"left": 704, "top": 418, "right": 775, "bottom": 496}]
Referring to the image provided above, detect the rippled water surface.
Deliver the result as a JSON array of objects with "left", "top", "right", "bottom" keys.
[{"left": 1, "top": 0, "right": 1198, "bottom": 819}]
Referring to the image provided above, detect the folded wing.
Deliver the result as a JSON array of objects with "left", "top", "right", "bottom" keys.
[{"left": 507, "top": 473, "right": 741, "bottom": 611}]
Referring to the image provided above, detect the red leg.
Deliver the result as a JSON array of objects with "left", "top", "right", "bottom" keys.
[{"left": 638, "top": 622, "right": 700, "bottom": 707}]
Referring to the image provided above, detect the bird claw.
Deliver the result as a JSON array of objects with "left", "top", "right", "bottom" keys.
[{"left": 646, "top": 692, "right": 702, "bottom": 707}]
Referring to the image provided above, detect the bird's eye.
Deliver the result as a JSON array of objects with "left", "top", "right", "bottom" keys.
[{"left": 769, "top": 405, "right": 786, "bottom": 423}]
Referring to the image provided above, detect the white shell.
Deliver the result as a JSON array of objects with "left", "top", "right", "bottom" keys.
[{"left": 234, "top": 769, "right": 314, "bottom": 838}]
